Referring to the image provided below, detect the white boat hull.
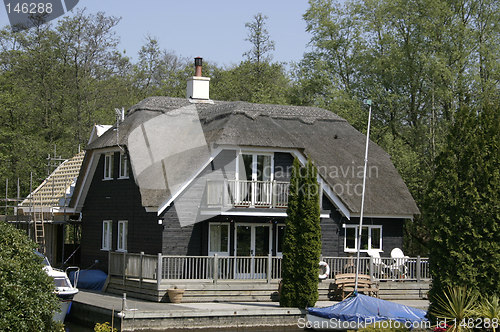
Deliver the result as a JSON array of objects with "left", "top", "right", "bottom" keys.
[{"left": 54, "top": 300, "right": 71, "bottom": 322}]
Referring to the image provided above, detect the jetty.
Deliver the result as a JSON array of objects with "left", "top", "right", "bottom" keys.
[{"left": 68, "top": 290, "right": 429, "bottom": 331}]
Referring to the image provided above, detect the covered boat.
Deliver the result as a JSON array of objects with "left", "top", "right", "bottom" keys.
[{"left": 306, "top": 293, "right": 428, "bottom": 330}]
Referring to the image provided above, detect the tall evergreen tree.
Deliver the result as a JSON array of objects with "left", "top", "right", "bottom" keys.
[
  {"left": 296, "top": 158, "right": 321, "bottom": 307},
  {"left": 280, "top": 158, "right": 321, "bottom": 308},
  {"left": 425, "top": 101, "right": 500, "bottom": 301},
  {"left": 280, "top": 157, "right": 301, "bottom": 307}
]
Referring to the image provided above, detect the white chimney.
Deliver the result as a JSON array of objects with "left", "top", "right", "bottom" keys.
[{"left": 186, "top": 57, "right": 213, "bottom": 103}]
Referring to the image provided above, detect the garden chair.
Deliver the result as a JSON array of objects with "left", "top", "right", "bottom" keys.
[
  {"left": 367, "top": 249, "right": 387, "bottom": 279},
  {"left": 389, "top": 248, "right": 408, "bottom": 279}
]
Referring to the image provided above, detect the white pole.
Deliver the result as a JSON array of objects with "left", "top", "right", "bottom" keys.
[{"left": 354, "top": 99, "right": 372, "bottom": 293}]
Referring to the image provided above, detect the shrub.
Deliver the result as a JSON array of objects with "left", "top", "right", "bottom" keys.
[
  {"left": 0, "top": 221, "right": 60, "bottom": 331},
  {"left": 429, "top": 286, "right": 477, "bottom": 332},
  {"left": 94, "top": 322, "right": 118, "bottom": 332}
]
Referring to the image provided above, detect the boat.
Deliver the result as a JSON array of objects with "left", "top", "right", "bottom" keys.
[
  {"left": 306, "top": 293, "right": 428, "bottom": 330},
  {"left": 35, "top": 251, "right": 79, "bottom": 322}
]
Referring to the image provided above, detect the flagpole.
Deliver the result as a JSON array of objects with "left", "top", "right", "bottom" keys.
[{"left": 354, "top": 99, "right": 372, "bottom": 293}]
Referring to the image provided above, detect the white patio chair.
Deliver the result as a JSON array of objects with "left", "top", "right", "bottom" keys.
[
  {"left": 389, "top": 248, "right": 408, "bottom": 279},
  {"left": 367, "top": 249, "right": 386, "bottom": 278}
]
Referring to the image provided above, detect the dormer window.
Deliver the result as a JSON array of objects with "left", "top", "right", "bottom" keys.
[
  {"left": 119, "top": 152, "right": 129, "bottom": 179},
  {"left": 103, "top": 153, "right": 114, "bottom": 180}
]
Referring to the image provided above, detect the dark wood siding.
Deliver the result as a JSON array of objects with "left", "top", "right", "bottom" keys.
[
  {"left": 320, "top": 196, "right": 404, "bottom": 257},
  {"left": 161, "top": 204, "right": 205, "bottom": 255},
  {"left": 320, "top": 196, "right": 343, "bottom": 256},
  {"left": 81, "top": 150, "right": 406, "bottom": 268},
  {"left": 81, "top": 152, "right": 162, "bottom": 271}
]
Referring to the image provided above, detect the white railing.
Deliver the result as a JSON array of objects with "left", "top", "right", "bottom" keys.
[
  {"left": 206, "top": 180, "right": 289, "bottom": 208},
  {"left": 109, "top": 253, "right": 430, "bottom": 285}
]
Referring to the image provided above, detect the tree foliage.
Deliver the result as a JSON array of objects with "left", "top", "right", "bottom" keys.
[
  {"left": 0, "top": 221, "right": 61, "bottom": 331},
  {"left": 243, "top": 13, "right": 275, "bottom": 64},
  {"left": 425, "top": 101, "right": 500, "bottom": 300},
  {"left": 280, "top": 158, "right": 321, "bottom": 308},
  {"left": 295, "top": 0, "right": 499, "bottom": 255},
  {"left": 0, "top": 10, "right": 136, "bottom": 200},
  {"left": 211, "top": 61, "right": 291, "bottom": 104},
  {"left": 133, "top": 35, "right": 189, "bottom": 99},
  {"left": 210, "top": 12, "right": 291, "bottom": 105}
]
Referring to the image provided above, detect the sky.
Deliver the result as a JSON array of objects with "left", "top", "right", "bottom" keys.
[{"left": 0, "top": 0, "right": 313, "bottom": 67}]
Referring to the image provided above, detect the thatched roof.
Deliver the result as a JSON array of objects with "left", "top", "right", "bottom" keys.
[{"left": 84, "top": 97, "right": 419, "bottom": 216}]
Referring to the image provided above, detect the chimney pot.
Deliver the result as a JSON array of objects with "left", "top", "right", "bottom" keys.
[{"left": 194, "top": 57, "right": 203, "bottom": 77}]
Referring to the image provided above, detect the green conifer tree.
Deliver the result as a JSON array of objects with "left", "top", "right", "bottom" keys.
[
  {"left": 280, "top": 158, "right": 321, "bottom": 308},
  {"left": 295, "top": 158, "right": 321, "bottom": 307},
  {"left": 425, "top": 102, "right": 500, "bottom": 301},
  {"left": 280, "top": 158, "right": 301, "bottom": 307}
]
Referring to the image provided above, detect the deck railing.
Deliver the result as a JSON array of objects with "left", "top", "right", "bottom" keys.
[
  {"left": 206, "top": 180, "right": 289, "bottom": 208},
  {"left": 109, "top": 252, "right": 430, "bottom": 285}
]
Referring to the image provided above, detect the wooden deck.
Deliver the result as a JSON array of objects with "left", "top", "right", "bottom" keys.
[
  {"left": 106, "top": 276, "right": 430, "bottom": 303},
  {"left": 106, "top": 252, "right": 431, "bottom": 302}
]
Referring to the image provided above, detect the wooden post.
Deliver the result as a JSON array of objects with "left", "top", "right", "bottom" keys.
[
  {"left": 267, "top": 253, "right": 272, "bottom": 283},
  {"left": 139, "top": 252, "right": 144, "bottom": 287},
  {"left": 107, "top": 250, "right": 111, "bottom": 275},
  {"left": 369, "top": 257, "right": 374, "bottom": 280},
  {"left": 416, "top": 256, "right": 421, "bottom": 282},
  {"left": 122, "top": 251, "right": 126, "bottom": 285},
  {"left": 157, "top": 253, "right": 163, "bottom": 288},
  {"left": 213, "top": 254, "right": 218, "bottom": 284}
]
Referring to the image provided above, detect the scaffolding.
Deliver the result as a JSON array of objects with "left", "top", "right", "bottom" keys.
[{"left": 2, "top": 150, "right": 85, "bottom": 265}]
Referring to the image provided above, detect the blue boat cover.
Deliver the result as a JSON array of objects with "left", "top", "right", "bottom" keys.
[
  {"left": 307, "top": 294, "right": 428, "bottom": 324},
  {"left": 69, "top": 270, "right": 107, "bottom": 291}
]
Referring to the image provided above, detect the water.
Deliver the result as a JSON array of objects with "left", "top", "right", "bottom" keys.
[
  {"left": 64, "top": 321, "right": 93, "bottom": 332},
  {"left": 64, "top": 320, "right": 305, "bottom": 332}
]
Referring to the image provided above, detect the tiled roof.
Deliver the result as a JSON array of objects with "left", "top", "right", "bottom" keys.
[{"left": 20, "top": 151, "right": 85, "bottom": 208}]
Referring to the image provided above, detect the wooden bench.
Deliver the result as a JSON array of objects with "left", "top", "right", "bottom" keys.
[{"left": 332, "top": 273, "right": 379, "bottom": 299}]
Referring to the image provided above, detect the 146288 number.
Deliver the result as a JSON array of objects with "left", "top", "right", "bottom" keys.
[{"left": 6, "top": 2, "right": 53, "bottom": 14}]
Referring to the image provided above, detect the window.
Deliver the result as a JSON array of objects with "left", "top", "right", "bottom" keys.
[
  {"left": 276, "top": 224, "right": 285, "bottom": 256},
  {"left": 237, "top": 153, "right": 273, "bottom": 182},
  {"left": 103, "top": 153, "right": 114, "bottom": 180},
  {"left": 119, "top": 152, "right": 129, "bottom": 179},
  {"left": 102, "top": 220, "right": 112, "bottom": 250},
  {"left": 208, "top": 223, "right": 229, "bottom": 256},
  {"left": 236, "top": 152, "right": 274, "bottom": 205},
  {"left": 343, "top": 224, "right": 382, "bottom": 252},
  {"left": 117, "top": 220, "right": 128, "bottom": 252}
]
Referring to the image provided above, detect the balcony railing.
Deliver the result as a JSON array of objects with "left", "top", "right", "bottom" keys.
[
  {"left": 206, "top": 180, "right": 289, "bottom": 208},
  {"left": 108, "top": 252, "right": 431, "bottom": 286}
]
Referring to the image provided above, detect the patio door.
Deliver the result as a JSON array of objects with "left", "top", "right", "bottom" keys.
[{"left": 235, "top": 224, "right": 271, "bottom": 278}]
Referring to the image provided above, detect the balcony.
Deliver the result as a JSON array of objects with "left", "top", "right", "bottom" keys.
[{"left": 206, "top": 180, "right": 289, "bottom": 208}]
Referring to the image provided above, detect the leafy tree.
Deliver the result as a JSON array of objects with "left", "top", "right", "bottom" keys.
[
  {"left": 132, "top": 35, "right": 189, "bottom": 99},
  {"left": 0, "top": 9, "right": 135, "bottom": 198},
  {"left": 296, "top": 0, "right": 500, "bottom": 255},
  {"left": 425, "top": 101, "right": 500, "bottom": 300},
  {"left": 243, "top": 13, "right": 275, "bottom": 64},
  {"left": 210, "top": 12, "right": 291, "bottom": 105},
  {"left": 211, "top": 60, "right": 291, "bottom": 104},
  {"left": 0, "top": 221, "right": 61, "bottom": 331},
  {"left": 280, "top": 158, "right": 321, "bottom": 308}
]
